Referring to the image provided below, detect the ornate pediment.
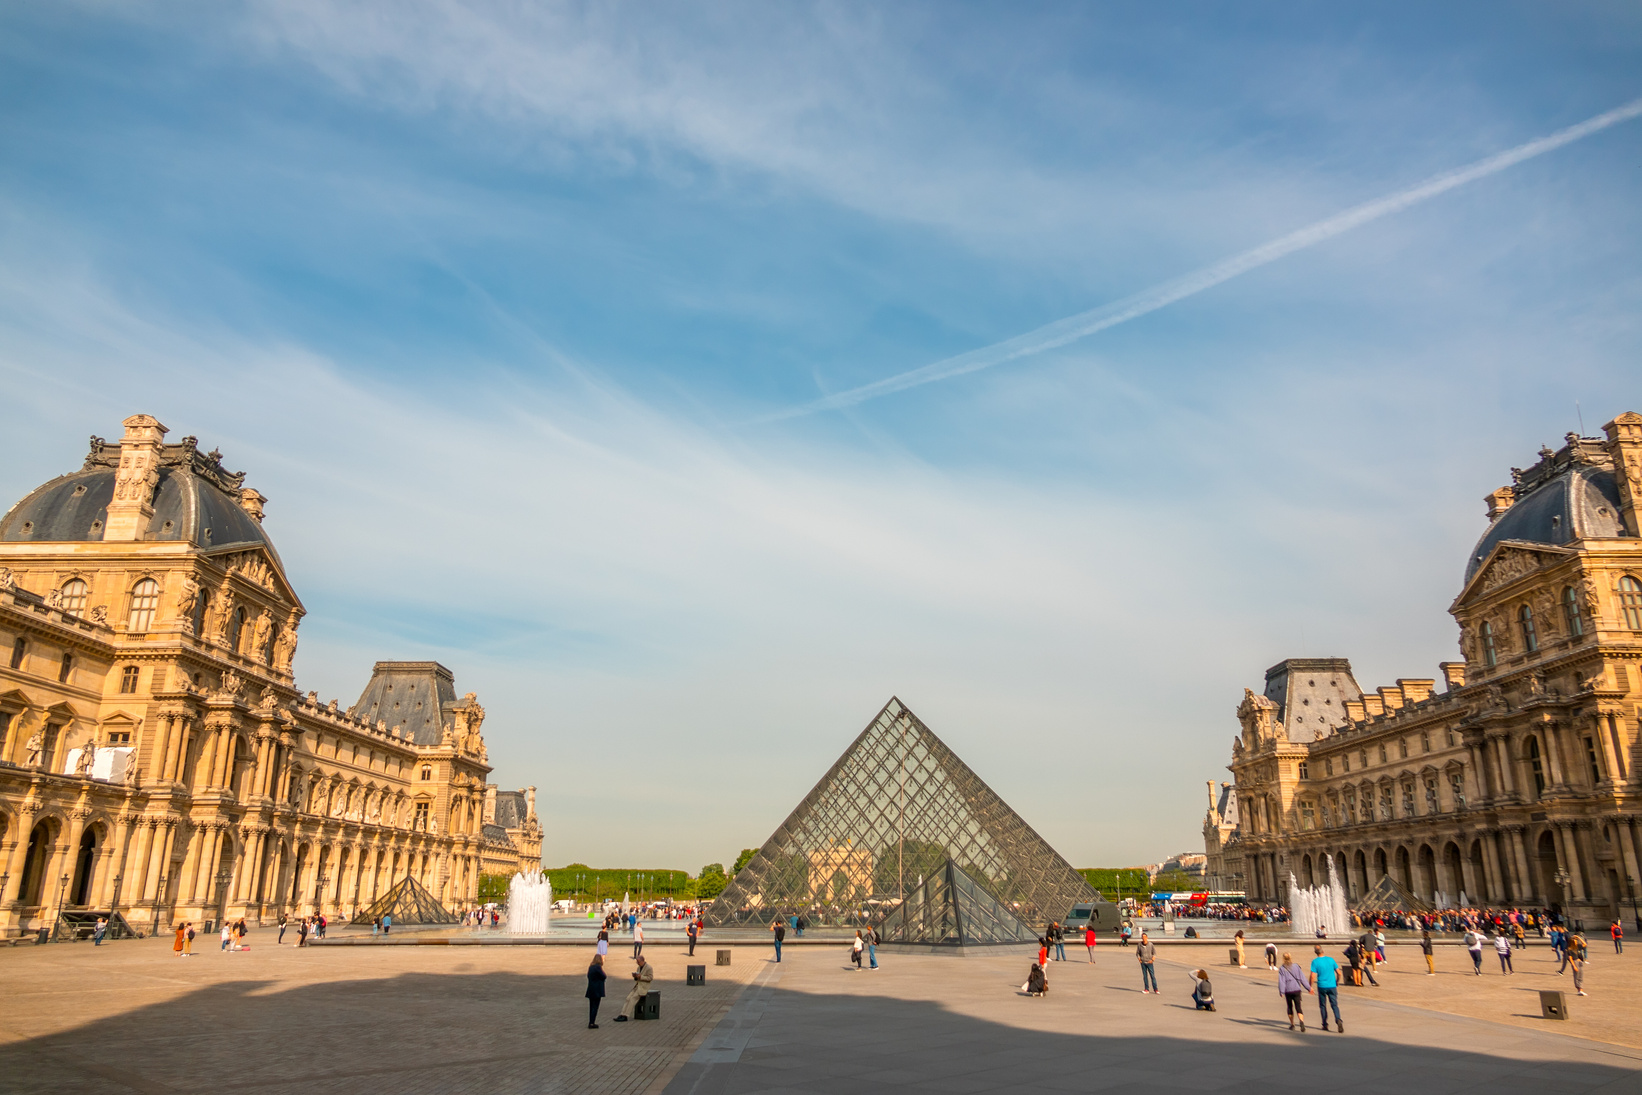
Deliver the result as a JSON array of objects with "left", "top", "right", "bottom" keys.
[{"left": 1477, "top": 545, "right": 1547, "bottom": 592}]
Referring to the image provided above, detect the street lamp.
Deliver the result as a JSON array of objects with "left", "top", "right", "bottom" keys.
[
  {"left": 216, "top": 869, "right": 233, "bottom": 923},
  {"left": 51, "top": 873, "right": 69, "bottom": 941},
  {"left": 152, "top": 874, "right": 168, "bottom": 935}
]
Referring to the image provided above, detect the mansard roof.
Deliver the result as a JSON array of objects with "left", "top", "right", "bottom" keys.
[
  {"left": 1464, "top": 435, "right": 1630, "bottom": 584},
  {"left": 352, "top": 661, "right": 458, "bottom": 746},
  {"left": 1261, "top": 658, "right": 1363, "bottom": 741}
]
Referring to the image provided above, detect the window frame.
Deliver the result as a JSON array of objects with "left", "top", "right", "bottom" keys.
[
  {"left": 1481, "top": 620, "right": 1497, "bottom": 666},
  {"left": 1621, "top": 575, "right": 1642, "bottom": 631},
  {"left": 59, "top": 579, "right": 88, "bottom": 616},
  {"left": 126, "top": 578, "right": 160, "bottom": 634},
  {"left": 119, "top": 665, "right": 140, "bottom": 694},
  {"left": 1519, "top": 603, "right": 1538, "bottom": 653},
  {"left": 1563, "top": 586, "right": 1584, "bottom": 638}
]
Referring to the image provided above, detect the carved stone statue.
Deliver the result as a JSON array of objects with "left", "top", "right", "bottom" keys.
[
  {"left": 258, "top": 685, "right": 277, "bottom": 711},
  {"left": 45, "top": 587, "right": 63, "bottom": 609},
  {"left": 124, "top": 760, "right": 141, "bottom": 787},
  {"left": 274, "top": 616, "right": 299, "bottom": 670},
  {"left": 219, "top": 669, "right": 242, "bottom": 699},
  {"left": 76, "top": 740, "right": 96, "bottom": 776},
  {"left": 0, "top": 567, "right": 14, "bottom": 591},
  {"left": 252, "top": 611, "right": 272, "bottom": 657},
  {"left": 88, "top": 605, "right": 108, "bottom": 625},
  {"left": 24, "top": 731, "right": 43, "bottom": 767}
]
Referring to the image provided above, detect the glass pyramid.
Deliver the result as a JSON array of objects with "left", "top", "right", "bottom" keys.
[
  {"left": 349, "top": 875, "right": 459, "bottom": 927},
  {"left": 705, "top": 697, "right": 1098, "bottom": 931},
  {"left": 876, "top": 859, "right": 1041, "bottom": 946}
]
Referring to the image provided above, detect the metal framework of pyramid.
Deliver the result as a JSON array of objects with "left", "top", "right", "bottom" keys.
[
  {"left": 349, "top": 875, "right": 458, "bottom": 927},
  {"left": 705, "top": 697, "right": 1098, "bottom": 931},
  {"left": 1352, "top": 873, "right": 1434, "bottom": 916},
  {"left": 877, "top": 858, "right": 1041, "bottom": 946}
]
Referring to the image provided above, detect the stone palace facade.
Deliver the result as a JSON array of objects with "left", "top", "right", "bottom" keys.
[
  {"left": 1205, "top": 411, "right": 1642, "bottom": 926},
  {"left": 0, "top": 415, "right": 541, "bottom": 936}
]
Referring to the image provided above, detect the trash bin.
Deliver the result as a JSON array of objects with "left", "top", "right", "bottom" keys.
[
  {"left": 37, "top": 927, "right": 49, "bottom": 945},
  {"left": 1229, "top": 948, "right": 1240, "bottom": 965},
  {"left": 1539, "top": 990, "right": 1567, "bottom": 1020},
  {"left": 687, "top": 965, "right": 706, "bottom": 985},
  {"left": 716, "top": 949, "right": 732, "bottom": 966},
  {"left": 203, "top": 919, "right": 214, "bottom": 934}
]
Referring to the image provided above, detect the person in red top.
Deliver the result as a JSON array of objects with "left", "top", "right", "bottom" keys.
[
  {"left": 1085, "top": 925, "right": 1098, "bottom": 963},
  {"left": 1613, "top": 920, "right": 1625, "bottom": 954}
]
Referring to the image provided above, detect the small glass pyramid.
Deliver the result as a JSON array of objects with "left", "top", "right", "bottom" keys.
[
  {"left": 705, "top": 697, "right": 1097, "bottom": 932},
  {"left": 349, "top": 875, "right": 459, "bottom": 926},
  {"left": 877, "top": 859, "right": 1042, "bottom": 945}
]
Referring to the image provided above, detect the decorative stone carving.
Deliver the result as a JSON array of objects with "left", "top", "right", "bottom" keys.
[
  {"left": 273, "top": 615, "right": 299, "bottom": 672},
  {"left": 210, "top": 588, "right": 236, "bottom": 640},
  {"left": 45, "top": 586, "right": 64, "bottom": 609},
  {"left": 218, "top": 670, "right": 242, "bottom": 700},
  {"left": 175, "top": 575, "right": 199, "bottom": 623},
  {"left": 88, "top": 605, "right": 108, "bottom": 625},
  {"left": 75, "top": 740, "right": 96, "bottom": 776},
  {"left": 1479, "top": 548, "right": 1541, "bottom": 591},
  {"left": 252, "top": 611, "right": 272, "bottom": 659},
  {"left": 0, "top": 567, "right": 13, "bottom": 591}
]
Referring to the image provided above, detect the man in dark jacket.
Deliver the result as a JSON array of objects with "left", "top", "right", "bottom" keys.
[{"left": 771, "top": 920, "right": 785, "bottom": 963}]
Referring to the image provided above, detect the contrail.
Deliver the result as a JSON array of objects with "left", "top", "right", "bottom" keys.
[{"left": 772, "top": 96, "right": 1642, "bottom": 420}]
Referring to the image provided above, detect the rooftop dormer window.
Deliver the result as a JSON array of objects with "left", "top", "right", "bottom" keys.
[{"left": 1621, "top": 575, "right": 1642, "bottom": 630}]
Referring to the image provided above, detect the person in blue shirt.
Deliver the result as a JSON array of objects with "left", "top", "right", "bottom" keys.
[{"left": 1308, "top": 944, "right": 1343, "bottom": 1033}]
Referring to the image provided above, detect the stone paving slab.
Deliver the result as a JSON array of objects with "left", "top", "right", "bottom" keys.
[
  {"left": 0, "top": 928, "right": 759, "bottom": 1094},
  {"left": 664, "top": 942, "right": 1642, "bottom": 1095}
]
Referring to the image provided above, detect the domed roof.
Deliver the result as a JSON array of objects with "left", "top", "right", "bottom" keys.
[
  {"left": 1464, "top": 441, "right": 1630, "bottom": 583},
  {"left": 0, "top": 435, "right": 278, "bottom": 558}
]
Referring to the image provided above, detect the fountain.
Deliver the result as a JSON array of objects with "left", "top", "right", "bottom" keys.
[
  {"left": 1288, "top": 858, "right": 1350, "bottom": 937},
  {"left": 506, "top": 871, "right": 554, "bottom": 935}
]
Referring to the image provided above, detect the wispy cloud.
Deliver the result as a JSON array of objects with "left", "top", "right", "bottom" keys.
[{"left": 771, "top": 95, "right": 1642, "bottom": 418}]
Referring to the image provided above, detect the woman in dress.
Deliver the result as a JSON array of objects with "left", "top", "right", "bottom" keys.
[
  {"left": 173, "top": 924, "right": 186, "bottom": 957},
  {"left": 1234, "top": 929, "right": 1246, "bottom": 968}
]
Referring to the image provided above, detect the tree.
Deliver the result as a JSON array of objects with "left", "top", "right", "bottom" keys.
[
  {"left": 477, "top": 873, "right": 511, "bottom": 903},
  {"left": 1152, "top": 870, "right": 1200, "bottom": 893},
  {"left": 732, "top": 848, "right": 758, "bottom": 875},
  {"left": 697, "top": 863, "right": 728, "bottom": 900}
]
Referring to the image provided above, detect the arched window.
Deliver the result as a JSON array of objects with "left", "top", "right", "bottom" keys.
[
  {"left": 1563, "top": 586, "right": 1584, "bottom": 638},
  {"left": 420, "top": 765, "right": 432, "bottom": 781},
  {"left": 1518, "top": 604, "right": 1538, "bottom": 653},
  {"left": 127, "top": 578, "right": 159, "bottom": 633},
  {"left": 228, "top": 607, "right": 247, "bottom": 652},
  {"left": 1480, "top": 621, "right": 1497, "bottom": 667},
  {"left": 192, "top": 589, "right": 210, "bottom": 638},
  {"left": 1621, "top": 575, "right": 1642, "bottom": 630},
  {"left": 1527, "top": 736, "right": 1546, "bottom": 797},
  {"left": 59, "top": 579, "right": 88, "bottom": 616}
]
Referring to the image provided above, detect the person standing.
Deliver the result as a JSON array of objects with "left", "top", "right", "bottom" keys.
[
  {"left": 1309, "top": 944, "right": 1342, "bottom": 1033},
  {"left": 596, "top": 930, "right": 609, "bottom": 959},
  {"left": 1421, "top": 929, "right": 1435, "bottom": 975},
  {"left": 851, "top": 931, "right": 864, "bottom": 970},
  {"left": 173, "top": 924, "right": 186, "bottom": 958},
  {"left": 614, "top": 956, "right": 654, "bottom": 1021},
  {"left": 585, "top": 954, "right": 607, "bottom": 1028},
  {"left": 1278, "top": 951, "right": 1310, "bottom": 1031},
  {"left": 220, "top": 922, "right": 232, "bottom": 952},
  {"left": 1464, "top": 927, "right": 1484, "bottom": 975},
  {"left": 277, "top": 913, "right": 288, "bottom": 945},
  {"left": 1085, "top": 924, "right": 1098, "bottom": 963},
  {"left": 183, "top": 922, "right": 195, "bottom": 957},
  {"left": 771, "top": 919, "right": 785, "bottom": 963},
  {"left": 382, "top": 912, "right": 392, "bottom": 935},
  {"left": 1612, "top": 920, "right": 1625, "bottom": 954},
  {"left": 1570, "top": 946, "right": 1588, "bottom": 996},
  {"left": 1051, "top": 922, "right": 1067, "bottom": 962},
  {"left": 632, "top": 921, "right": 644, "bottom": 959},
  {"left": 1233, "top": 929, "right": 1246, "bottom": 969},
  {"left": 1136, "top": 932, "right": 1158, "bottom": 994},
  {"left": 686, "top": 918, "right": 698, "bottom": 957},
  {"left": 867, "top": 925, "right": 879, "bottom": 970},
  {"left": 1494, "top": 931, "right": 1513, "bottom": 974},
  {"left": 93, "top": 917, "right": 107, "bottom": 946}
]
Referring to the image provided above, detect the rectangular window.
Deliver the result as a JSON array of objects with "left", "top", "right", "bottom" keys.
[
  {"left": 1399, "top": 738, "right": 1409, "bottom": 758},
  {"left": 1424, "top": 776, "right": 1440, "bottom": 814},
  {"left": 58, "top": 653, "right": 73, "bottom": 684},
  {"left": 1298, "top": 761, "right": 1309, "bottom": 779},
  {"left": 119, "top": 665, "right": 140, "bottom": 694},
  {"left": 1325, "top": 758, "right": 1333, "bottom": 776},
  {"left": 1344, "top": 789, "right": 1357, "bottom": 823},
  {"left": 1584, "top": 736, "right": 1603, "bottom": 783},
  {"left": 1377, "top": 744, "right": 1386, "bottom": 763},
  {"left": 0, "top": 710, "right": 11, "bottom": 758},
  {"left": 1446, "top": 729, "right": 1455, "bottom": 747},
  {"left": 413, "top": 801, "right": 430, "bottom": 830},
  {"left": 1380, "top": 785, "right": 1394, "bottom": 820},
  {"left": 8, "top": 638, "right": 23, "bottom": 670},
  {"left": 1449, "top": 770, "right": 1466, "bottom": 808},
  {"left": 41, "top": 723, "right": 61, "bottom": 771},
  {"left": 1301, "top": 802, "right": 1316, "bottom": 830},
  {"left": 1421, "top": 731, "right": 1431, "bottom": 752},
  {"left": 1342, "top": 755, "right": 1350, "bottom": 773}
]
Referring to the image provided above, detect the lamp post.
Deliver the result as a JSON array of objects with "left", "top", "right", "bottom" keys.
[
  {"left": 1554, "top": 867, "right": 1572, "bottom": 921},
  {"left": 152, "top": 874, "right": 168, "bottom": 936},
  {"left": 50, "top": 873, "right": 69, "bottom": 941},
  {"left": 315, "top": 873, "right": 330, "bottom": 916},
  {"left": 110, "top": 873, "right": 123, "bottom": 915},
  {"left": 215, "top": 869, "right": 233, "bottom": 925}
]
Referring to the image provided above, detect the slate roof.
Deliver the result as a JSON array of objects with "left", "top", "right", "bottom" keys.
[
  {"left": 492, "top": 789, "right": 526, "bottom": 830},
  {"left": 352, "top": 662, "right": 458, "bottom": 746},
  {"left": 1465, "top": 461, "right": 1628, "bottom": 583},
  {"left": 1262, "top": 658, "right": 1363, "bottom": 742}
]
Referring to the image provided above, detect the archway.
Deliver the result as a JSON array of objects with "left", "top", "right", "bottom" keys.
[
  {"left": 1374, "top": 847, "right": 1388, "bottom": 882},
  {"left": 19, "top": 819, "right": 59, "bottom": 906},
  {"left": 1395, "top": 846, "right": 1413, "bottom": 893},
  {"left": 1417, "top": 844, "right": 1437, "bottom": 901},
  {"left": 1354, "top": 849, "right": 1369, "bottom": 896},
  {"left": 70, "top": 826, "right": 100, "bottom": 906},
  {"left": 1301, "top": 854, "right": 1314, "bottom": 888},
  {"left": 1535, "top": 830, "right": 1560, "bottom": 908},
  {"left": 1442, "top": 842, "right": 1464, "bottom": 902}
]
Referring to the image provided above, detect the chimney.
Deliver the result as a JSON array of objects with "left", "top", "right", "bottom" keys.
[
  {"left": 483, "top": 784, "right": 498, "bottom": 826},
  {"left": 103, "top": 414, "right": 168, "bottom": 541},
  {"left": 1602, "top": 411, "right": 1642, "bottom": 536},
  {"left": 1484, "top": 487, "right": 1515, "bottom": 522},
  {"left": 1440, "top": 661, "right": 1467, "bottom": 691},
  {"left": 1397, "top": 679, "right": 1435, "bottom": 705}
]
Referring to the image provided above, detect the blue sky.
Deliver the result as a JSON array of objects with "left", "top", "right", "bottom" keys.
[{"left": 2, "top": 2, "right": 1639, "bottom": 872}]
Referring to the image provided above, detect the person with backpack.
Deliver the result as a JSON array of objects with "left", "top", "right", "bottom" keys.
[
  {"left": 1464, "top": 927, "right": 1484, "bottom": 974},
  {"left": 770, "top": 919, "right": 785, "bottom": 963},
  {"left": 1494, "top": 931, "right": 1513, "bottom": 974},
  {"left": 1278, "top": 951, "right": 1310, "bottom": 1031},
  {"left": 851, "top": 931, "right": 865, "bottom": 970},
  {"left": 1188, "top": 968, "right": 1215, "bottom": 1011},
  {"left": 867, "top": 925, "right": 880, "bottom": 970},
  {"left": 1612, "top": 920, "right": 1625, "bottom": 954}
]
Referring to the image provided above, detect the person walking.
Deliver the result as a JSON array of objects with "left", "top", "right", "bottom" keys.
[
  {"left": 382, "top": 912, "right": 392, "bottom": 935},
  {"left": 1278, "top": 951, "right": 1310, "bottom": 1031},
  {"left": 632, "top": 921, "right": 644, "bottom": 959},
  {"left": 867, "top": 925, "right": 879, "bottom": 970},
  {"left": 686, "top": 918, "right": 698, "bottom": 957},
  {"left": 1374, "top": 929, "right": 1387, "bottom": 965},
  {"left": 1309, "top": 944, "right": 1342, "bottom": 1033},
  {"left": 614, "top": 956, "right": 654, "bottom": 1022},
  {"left": 277, "top": 913, "right": 288, "bottom": 945},
  {"left": 1464, "top": 927, "right": 1484, "bottom": 975},
  {"left": 1265, "top": 941, "right": 1279, "bottom": 970},
  {"left": 1494, "top": 931, "right": 1513, "bottom": 974},
  {"left": 1189, "top": 969, "right": 1215, "bottom": 1011},
  {"left": 221, "top": 922, "right": 233, "bottom": 952},
  {"left": 771, "top": 919, "right": 785, "bottom": 963},
  {"left": 851, "top": 931, "right": 865, "bottom": 970},
  {"left": 1233, "top": 929, "right": 1246, "bottom": 969},
  {"left": 1360, "top": 936, "right": 1380, "bottom": 986},
  {"left": 585, "top": 954, "right": 607, "bottom": 1028},
  {"left": 1136, "top": 932, "right": 1158, "bottom": 994},
  {"left": 1613, "top": 920, "right": 1625, "bottom": 954},
  {"left": 1421, "top": 929, "right": 1435, "bottom": 975},
  {"left": 1085, "top": 924, "right": 1098, "bottom": 963},
  {"left": 183, "top": 922, "right": 195, "bottom": 957},
  {"left": 1570, "top": 946, "right": 1588, "bottom": 996},
  {"left": 93, "top": 917, "right": 107, "bottom": 946},
  {"left": 173, "top": 924, "right": 186, "bottom": 958}
]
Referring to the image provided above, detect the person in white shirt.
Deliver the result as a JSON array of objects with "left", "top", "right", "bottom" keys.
[
  {"left": 1493, "top": 932, "right": 1513, "bottom": 974},
  {"left": 632, "top": 921, "right": 644, "bottom": 958}
]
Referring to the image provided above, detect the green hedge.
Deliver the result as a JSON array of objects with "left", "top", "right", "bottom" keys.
[
  {"left": 1078, "top": 868, "right": 1150, "bottom": 898},
  {"left": 545, "top": 865, "right": 694, "bottom": 901}
]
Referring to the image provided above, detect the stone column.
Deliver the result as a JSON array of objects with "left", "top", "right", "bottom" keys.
[
  {"left": 165, "top": 718, "right": 191, "bottom": 783},
  {"left": 1556, "top": 823, "right": 1586, "bottom": 902},
  {"left": 1617, "top": 819, "right": 1642, "bottom": 911},
  {"left": 147, "top": 715, "right": 173, "bottom": 786},
  {"left": 1543, "top": 726, "right": 1569, "bottom": 790},
  {"left": 62, "top": 802, "right": 90, "bottom": 908},
  {"left": 1508, "top": 827, "right": 1533, "bottom": 903},
  {"left": 1594, "top": 714, "right": 1624, "bottom": 784},
  {"left": 1490, "top": 734, "right": 1516, "bottom": 798},
  {"left": 1481, "top": 830, "right": 1506, "bottom": 904},
  {"left": 1, "top": 801, "right": 41, "bottom": 908}
]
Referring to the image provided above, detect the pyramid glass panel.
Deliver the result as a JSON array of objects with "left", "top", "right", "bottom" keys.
[
  {"left": 349, "top": 875, "right": 459, "bottom": 926},
  {"left": 705, "top": 698, "right": 1098, "bottom": 932},
  {"left": 876, "top": 859, "right": 1042, "bottom": 946}
]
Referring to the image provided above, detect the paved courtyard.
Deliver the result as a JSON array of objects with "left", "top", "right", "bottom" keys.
[{"left": 1, "top": 931, "right": 1638, "bottom": 1094}]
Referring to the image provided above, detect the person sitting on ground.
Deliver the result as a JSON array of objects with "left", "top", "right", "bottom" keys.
[
  {"left": 1025, "top": 962, "right": 1047, "bottom": 996},
  {"left": 1189, "top": 969, "right": 1215, "bottom": 1011},
  {"left": 614, "top": 956, "right": 654, "bottom": 1022}
]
